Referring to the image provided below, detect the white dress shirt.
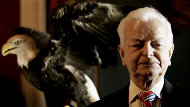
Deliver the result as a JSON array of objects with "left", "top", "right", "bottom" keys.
[{"left": 128, "top": 78, "right": 164, "bottom": 107}]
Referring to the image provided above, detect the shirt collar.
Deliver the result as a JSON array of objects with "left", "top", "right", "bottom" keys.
[
  {"left": 150, "top": 78, "right": 164, "bottom": 98},
  {"left": 129, "top": 78, "right": 164, "bottom": 104}
]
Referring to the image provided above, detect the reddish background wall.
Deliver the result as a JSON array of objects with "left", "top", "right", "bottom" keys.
[
  {"left": 0, "top": 0, "right": 25, "bottom": 106},
  {"left": 0, "top": 0, "right": 20, "bottom": 80}
]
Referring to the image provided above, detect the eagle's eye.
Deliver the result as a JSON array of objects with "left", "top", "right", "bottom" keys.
[{"left": 15, "top": 40, "right": 22, "bottom": 45}]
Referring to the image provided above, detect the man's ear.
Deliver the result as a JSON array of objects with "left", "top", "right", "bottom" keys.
[
  {"left": 118, "top": 45, "right": 126, "bottom": 66},
  {"left": 168, "top": 44, "right": 174, "bottom": 66},
  {"left": 169, "top": 44, "right": 174, "bottom": 58}
]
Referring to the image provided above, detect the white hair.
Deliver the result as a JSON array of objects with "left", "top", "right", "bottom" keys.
[{"left": 117, "top": 7, "right": 173, "bottom": 47}]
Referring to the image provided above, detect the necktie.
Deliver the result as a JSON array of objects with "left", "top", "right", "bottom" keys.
[{"left": 138, "top": 91, "right": 156, "bottom": 107}]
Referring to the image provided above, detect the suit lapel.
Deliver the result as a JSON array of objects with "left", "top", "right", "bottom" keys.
[
  {"left": 116, "top": 84, "right": 130, "bottom": 107},
  {"left": 161, "top": 79, "right": 175, "bottom": 107}
]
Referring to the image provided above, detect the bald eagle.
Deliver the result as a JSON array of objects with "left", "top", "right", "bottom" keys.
[{"left": 1, "top": 2, "right": 134, "bottom": 107}]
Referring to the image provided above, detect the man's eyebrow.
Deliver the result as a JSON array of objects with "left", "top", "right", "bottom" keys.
[
  {"left": 130, "top": 38, "right": 163, "bottom": 42},
  {"left": 130, "top": 38, "right": 144, "bottom": 42},
  {"left": 151, "top": 38, "right": 163, "bottom": 42}
]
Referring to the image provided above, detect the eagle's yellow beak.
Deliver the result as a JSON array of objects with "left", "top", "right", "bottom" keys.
[{"left": 1, "top": 43, "right": 16, "bottom": 56}]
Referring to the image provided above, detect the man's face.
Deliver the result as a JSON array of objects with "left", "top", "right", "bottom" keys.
[{"left": 119, "top": 19, "right": 174, "bottom": 81}]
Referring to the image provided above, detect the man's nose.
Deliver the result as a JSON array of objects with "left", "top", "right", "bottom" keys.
[{"left": 142, "top": 42, "right": 154, "bottom": 57}]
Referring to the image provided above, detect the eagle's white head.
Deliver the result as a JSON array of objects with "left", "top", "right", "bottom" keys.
[{"left": 1, "top": 34, "right": 39, "bottom": 68}]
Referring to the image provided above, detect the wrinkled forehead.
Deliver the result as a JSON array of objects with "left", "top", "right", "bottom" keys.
[
  {"left": 125, "top": 19, "right": 169, "bottom": 39},
  {"left": 127, "top": 19, "right": 165, "bottom": 32}
]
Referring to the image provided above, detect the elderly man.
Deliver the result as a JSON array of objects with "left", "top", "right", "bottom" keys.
[{"left": 87, "top": 7, "right": 190, "bottom": 107}]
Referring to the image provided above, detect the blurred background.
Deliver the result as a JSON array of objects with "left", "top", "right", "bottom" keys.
[{"left": 0, "top": 0, "right": 189, "bottom": 106}]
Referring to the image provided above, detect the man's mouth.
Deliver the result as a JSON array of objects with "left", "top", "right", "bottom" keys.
[{"left": 138, "top": 61, "right": 159, "bottom": 66}]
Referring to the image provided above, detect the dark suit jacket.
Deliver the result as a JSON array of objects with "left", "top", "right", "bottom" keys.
[{"left": 87, "top": 79, "right": 190, "bottom": 107}]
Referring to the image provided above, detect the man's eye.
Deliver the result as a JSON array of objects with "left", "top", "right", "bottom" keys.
[
  {"left": 132, "top": 44, "right": 143, "bottom": 48},
  {"left": 152, "top": 43, "right": 161, "bottom": 48},
  {"left": 15, "top": 40, "right": 22, "bottom": 45}
]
